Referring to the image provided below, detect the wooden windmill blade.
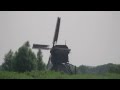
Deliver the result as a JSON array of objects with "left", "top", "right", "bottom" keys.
[
  {"left": 32, "top": 44, "right": 50, "bottom": 50},
  {"left": 53, "top": 17, "right": 61, "bottom": 46}
]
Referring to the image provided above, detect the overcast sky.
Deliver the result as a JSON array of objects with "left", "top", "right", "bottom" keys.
[{"left": 0, "top": 11, "right": 120, "bottom": 66}]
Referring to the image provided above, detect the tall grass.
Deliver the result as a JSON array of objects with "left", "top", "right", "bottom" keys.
[{"left": 0, "top": 71, "right": 120, "bottom": 79}]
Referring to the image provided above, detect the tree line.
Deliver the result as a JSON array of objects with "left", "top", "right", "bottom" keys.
[
  {"left": 1, "top": 41, "right": 46, "bottom": 72},
  {"left": 77, "top": 63, "right": 120, "bottom": 74}
]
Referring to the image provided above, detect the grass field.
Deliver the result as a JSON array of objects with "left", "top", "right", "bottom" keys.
[{"left": 0, "top": 71, "right": 120, "bottom": 79}]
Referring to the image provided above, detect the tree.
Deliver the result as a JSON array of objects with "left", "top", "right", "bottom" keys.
[
  {"left": 78, "top": 65, "right": 88, "bottom": 73},
  {"left": 109, "top": 64, "right": 120, "bottom": 74},
  {"left": 14, "top": 41, "right": 37, "bottom": 72},
  {"left": 2, "top": 50, "right": 14, "bottom": 71},
  {"left": 2, "top": 41, "right": 46, "bottom": 72},
  {"left": 0, "top": 65, "right": 2, "bottom": 71},
  {"left": 37, "top": 49, "right": 46, "bottom": 71}
]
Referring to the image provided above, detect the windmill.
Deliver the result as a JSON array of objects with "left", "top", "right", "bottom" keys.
[{"left": 33, "top": 17, "right": 76, "bottom": 74}]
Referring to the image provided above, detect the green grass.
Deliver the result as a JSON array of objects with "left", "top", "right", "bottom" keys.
[{"left": 0, "top": 71, "right": 120, "bottom": 79}]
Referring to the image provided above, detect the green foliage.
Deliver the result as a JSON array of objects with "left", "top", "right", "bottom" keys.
[
  {"left": 77, "top": 65, "right": 88, "bottom": 73},
  {"left": 0, "top": 71, "right": 120, "bottom": 79},
  {"left": 0, "top": 65, "right": 2, "bottom": 71},
  {"left": 109, "top": 64, "right": 120, "bottom": 74},
  {"left": 77, "top": 63, "right": 120, "bottom": 74},
  {"left": 37, "top": 49, "right": 46, "bottom": 71},
  {"left": 14, "top": 41, "right": 37, "bottom": 72},
  {"left": 0, "top": 71, "right": 33, "bottom": 79},
  {"left": 2, "top": 50, "right": 14, "bottom": 71},
  {"left": 1, "top": 41, "right": 44, "bottom": 72}
]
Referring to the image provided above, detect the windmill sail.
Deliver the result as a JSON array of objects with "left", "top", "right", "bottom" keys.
[
  {"left": 33, "top": 44, "right": 50, "bottom": 50},
  {"left": 53, "top": 17, "right": 61, "bottom": 46}
]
